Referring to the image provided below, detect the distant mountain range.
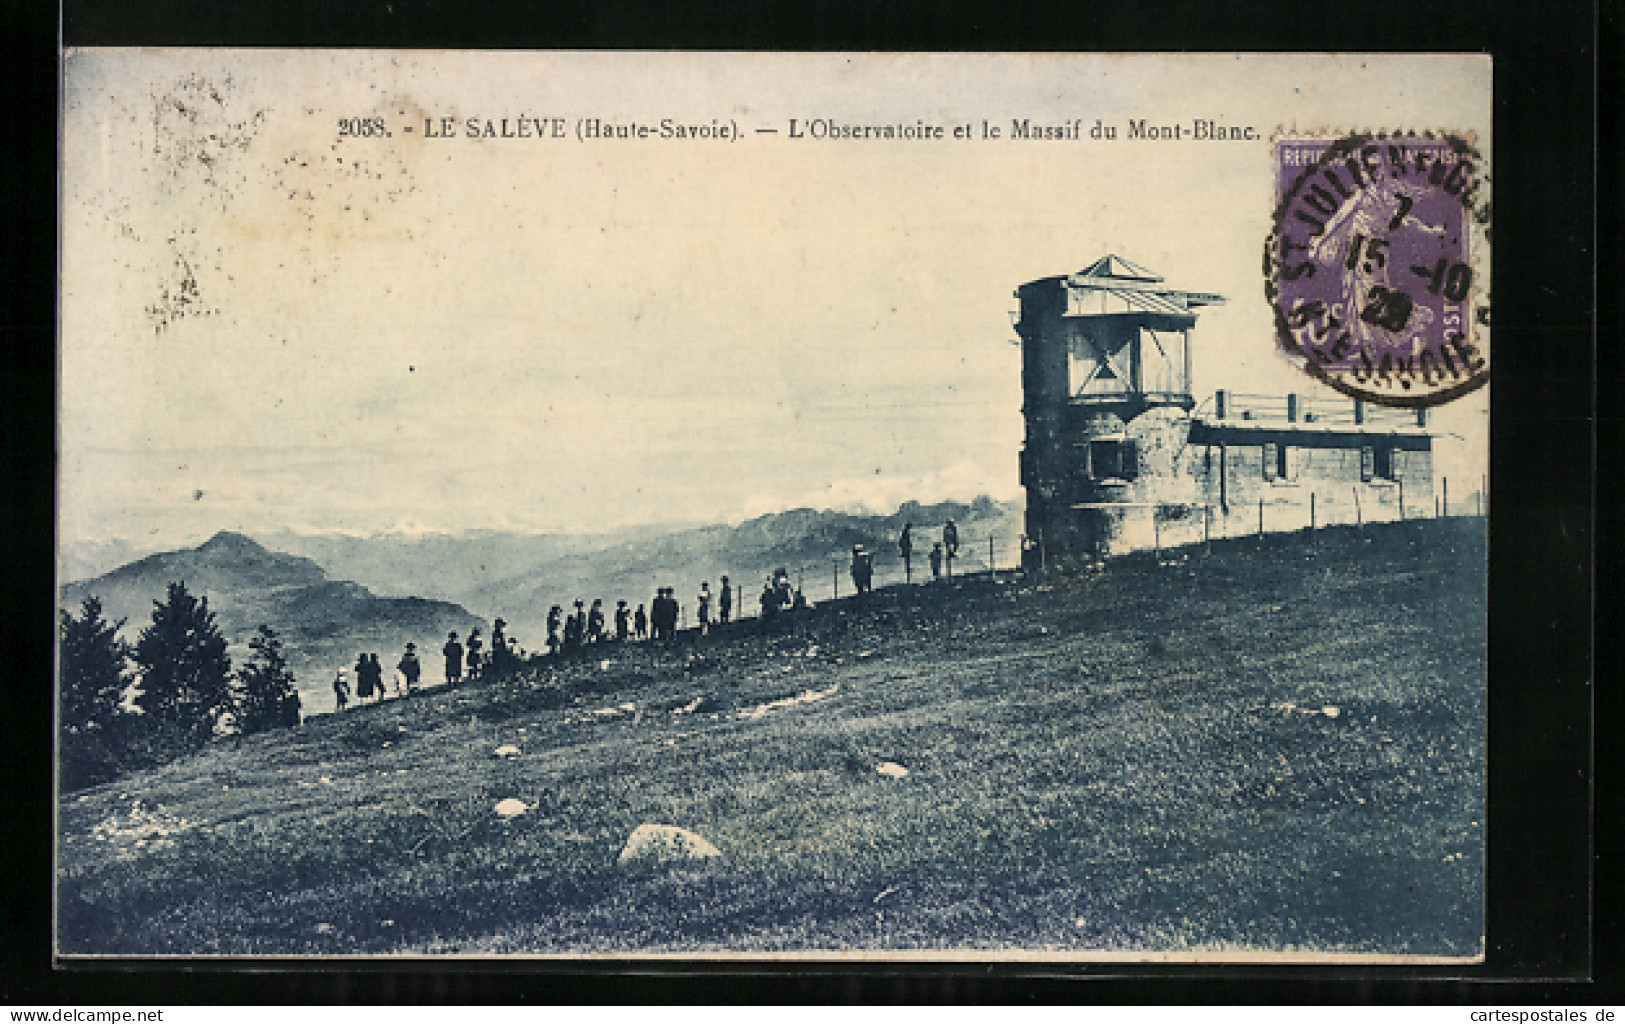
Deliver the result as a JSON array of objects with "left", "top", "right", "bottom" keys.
[
  {"left": 262, "top": 496, "right": 1023, "bottom": 649},
  {"left": 59, "top": 497, "right": 1023, "bottom": 707},
  {"left": 59, "top": 531, "right": 484, "bottom": 708}
]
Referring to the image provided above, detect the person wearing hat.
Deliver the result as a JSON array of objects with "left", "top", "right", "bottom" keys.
[
  {"left": 697, "top": 582, "right": 712, "bottom": 633},
  {"left": 942, "top": 518, "right": 960, "bottom": 578},
  {"left": 546, "top": 605, "right": 563, "bottom": 655},
  {"left": 443, "top": 631, "right": 464, "bottom": 686},
  {"left": 718, "top": 576, "right": 732, "bottom": 625},
  {"left": 634, "top": 602, "right": 648, "bottom": 641},
  {"left": 332, "top": 668, "right": 350, "bottom": 711},
  {"left": 614, "top": 599, "right": 631, "bottom": 641},
  {"left": 929, "top": 541, "right": 943, "bottom": 581},
  {"left": 850, "top": 543, "right": 874, "bottom": 595},
  {"left": 898, "top": 522, "right": 915, "bottom": 583},
  {"left": 587, "top": 599, "right": 605, "bottom": 644},
  {"left": 397, "top": 642, "right": 421, "bottom": 694},
  {"left": 491, "top": 618, "right": 511, "bottom": 674}
]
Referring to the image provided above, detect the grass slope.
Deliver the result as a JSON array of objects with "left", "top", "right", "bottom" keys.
[{"left": 57, "top": 519, "right": 1485, "bottom": 956}]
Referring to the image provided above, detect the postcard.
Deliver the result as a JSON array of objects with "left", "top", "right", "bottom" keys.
[{"left": 56, "top": 51, "right": 1490, "bottom": 959}]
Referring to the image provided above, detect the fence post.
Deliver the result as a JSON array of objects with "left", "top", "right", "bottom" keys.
[
  {"left": 1355, "top": 487, "right": 1362, "bottom": 527},
  {"left": 1443, "top": 477, "right": 1449, "bottom": 517},
  {"left": 1481, "top": 474, "right": 1486, "bottom": 516},
  {"left": 1310, "top": 492, "right": 1316, "bottom": 531},
  {"left": 1398, "top": 477, "right": 1405, "bottom": 521},
  {"left": 1258, "top": 498, "right": 1264, "bottom": 537},
  {"left": 833, "top": 561, "right": 839, "bottom": 600},
  {"left": 988, "top": 535, "right": 995, "bottom": 577},
  {"left": 1204, "top": 505, "right": 1211, "bottom": 546}
]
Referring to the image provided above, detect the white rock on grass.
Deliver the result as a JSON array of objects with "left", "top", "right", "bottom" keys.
[
  {"left": 493, "top": 744, "right": 521, "bottom": 758},
  {"left": 494, "top": 798, "right": 528, "bottom": 818},
  {"left": 617, "top": 823, "right": 722, "bottom": 866},
  {"left": 1322, "top": 706, "right": 1341, "bottom": 718},
  {"left": 876, "top": 762, "right": 909, "bottom": 779}
]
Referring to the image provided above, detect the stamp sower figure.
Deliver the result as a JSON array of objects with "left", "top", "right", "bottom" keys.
[
  {"left": 443, "top": 632, "right": 463, "bottom": 685},
  {"left": 942, "top": 518, "right": 960, "bottom": 577},
  {"left": 615, "top": 599, "right": 630, "bottom": 641},
  {"left": 634, "top": 602, "right": 648, "bottom": 640},
  {"left": 929, "top": 541, "right": 943, "bottom": 580},
  {"left": 332, "top": 668, "right": 350, "bottom": 711},
  {"left": 697, "top": 582, "right": 712, "bottom": 632},
  {"left": 397, "top": 642, "right": 421, "bottom": 694},
  {"left": 465, "top": 627, "right": 483, "bottom": 679},
  {"left": 587, "top": 600, "right": 605, "bottom": 643},
  {"left": 546, "top": 605, "right": 562, "bottom": 655},
  {"left": 718, "top": 576, "right": 732, "bottom": 624},
  {"left": 899, "top": 522, "right": 914, "bottom": 582}
]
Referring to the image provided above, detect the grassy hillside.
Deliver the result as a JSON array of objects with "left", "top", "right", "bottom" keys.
[{"left": 57, "top": 518, "right": 1485, "bottom": 956}]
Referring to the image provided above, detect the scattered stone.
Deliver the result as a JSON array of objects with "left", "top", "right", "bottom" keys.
[
  {"left": 493, "top": 744, "right": 521, "bottom": 758},
  {"left": 617, "top": 823, "right": 722, "bottom": 866},
  {"left": 876, "top": 762, "right": 909, "bottom": 779},
  {"left": 599, "top": 659, "right": 613, "bottom": 670},
  {"left": 494, "top": 798, "right": 528, "bottom": 818},
  {"left": 314, "top": 922, "right": 335, "bottom": 935},
  {"left": 1322, "top": 705, "right": 1341, "bottom": 718}
]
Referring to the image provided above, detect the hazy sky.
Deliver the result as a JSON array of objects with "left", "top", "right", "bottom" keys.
[{"left": 60, "top": 51, "right": 1491, "bottom": 548}]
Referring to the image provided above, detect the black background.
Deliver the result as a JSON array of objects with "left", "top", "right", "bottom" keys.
[{"left": 2, "top": 0, "right": 1609, "bottom": 1004}]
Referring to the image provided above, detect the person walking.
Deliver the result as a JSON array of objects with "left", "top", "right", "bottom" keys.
[
  {"left": 490, "top": 618, "right": 509, "bottom": 674},
  {"left": 465, "top": 627, "right": 484, "bottom": 680},
  {"left": 899, "top": 522, "right": 914, "bottom": 582},
  {"left": 929, "top": 541, "right": 943, "bottom": 581},
  {"left": 443, "top": 632, "right": 464, "bottom": 686},
  {"left": 587, "top": 599, "right": 606, "bottom": 644},
  {"left": 759, "top": 578, "right": 779, "bottom": 622},
  {"left": 354, "top": 653, "right": 372, "bottom": 701},
  {"left": 850, "top": 544, "right": 874, "bottom": 595},
  {"left": 397, "top": 643, "right": 421, "bottom": 694},
  {"left": 943, "top": 518, "right": 960, "bottom": 578},
  {"left": 367, "top": 653, "right": 385, "bottom": 701},
  {"left": 546, "top": 605, "right": 563, "bottom": 655},
  {"left": 332, "top": 668, "right": 350, "bottom": 711},
  {"left": 634, "top": 602, "right": 648, "bottom": 640},
  {"left": 697, "top": 582, "right": 712, "bottom": 632},
  {"left": 615, "top": 599, "right": 631, "bottom": 641},
  {"left": 718, "top": 576, "right": 732, "bottom": 624}
]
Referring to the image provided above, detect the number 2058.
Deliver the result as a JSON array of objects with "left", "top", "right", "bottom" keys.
[{"left": 338, "top": 117, "right": 389, "bottom": 137}]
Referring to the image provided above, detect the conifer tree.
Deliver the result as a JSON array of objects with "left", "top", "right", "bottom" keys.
[
  {"left": 234, "top": 624, "right": 300, "bottom": 735},
  {"left": 58, "top": 596, "right": 133, "bottom": 790},
  {"left": 133, "top": 582, "right": 233, "bottom": 757}
]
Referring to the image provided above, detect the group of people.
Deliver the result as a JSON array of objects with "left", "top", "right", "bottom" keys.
[
  {"left": 330, "top": 517, "right": 970, "bottom": 711},
  {"left": 332, "top": 645, "right": 423, "bottom": 709},
  {"left": 895, "top": 517, "right": 961, "bottom": 584}
]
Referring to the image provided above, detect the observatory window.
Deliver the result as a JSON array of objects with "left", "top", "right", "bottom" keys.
[
  {"left": 1262, "top": 443, "right": 1279, "bottom": 481},
  {"left": 1090, "top": 438, "right": 1138, "bottom": 481},
  {"left": 1373, "top": 447, "right": 1396, "bottom": 480},
  {"left": 1360, "top": 446, "right": 1375, "bottom": 481},
  {"left": 1277, "top": 444, "right": 1292, "bottom": 480}
]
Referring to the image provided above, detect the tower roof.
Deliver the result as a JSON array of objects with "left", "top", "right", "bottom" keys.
[{"left": 1076, "top": 254, "right": 1164, "bottom": 283}]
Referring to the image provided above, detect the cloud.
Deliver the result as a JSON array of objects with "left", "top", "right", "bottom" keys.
[{"left": 731, "top": 458, "right": 1020, "bottom": 523}]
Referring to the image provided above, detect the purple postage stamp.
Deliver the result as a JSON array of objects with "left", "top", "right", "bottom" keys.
[{"left": 1265, "top": 132, "right": 1491, "bottom": 408}]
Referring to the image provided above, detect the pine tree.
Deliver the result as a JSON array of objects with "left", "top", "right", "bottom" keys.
[
  {"left": 133, "top": 581, "right": 233, "bottom": 758},
  {"left": 58, "top": 596, "right": 133, "bottom": 790},
  {"left": 234, "top": 625, "right": 300, "bottom": 736}
]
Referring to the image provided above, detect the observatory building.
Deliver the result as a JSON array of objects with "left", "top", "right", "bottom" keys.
[{"left": 1014, "top": 256, "right": 1434, "bottom": 567}]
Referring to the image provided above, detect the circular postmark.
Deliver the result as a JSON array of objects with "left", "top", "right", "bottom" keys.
[{"left": 1265, "top": 132, "right": 1491, "bottom": 408}]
